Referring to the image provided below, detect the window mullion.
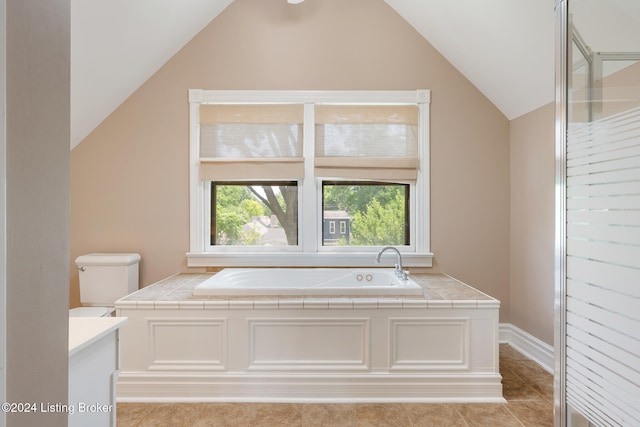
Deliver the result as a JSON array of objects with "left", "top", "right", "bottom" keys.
[
  {"left": 298, "top": 103, "right": 319, "bottom": 252},
  {"left": 189, "top": 91, "right": 205, "bottom": 252},
  {"left": 301, "top": 103, "right": 318, "bottom": 252},
  {"left": 415, "top": 95, "right": 430, "bottom": 254}
]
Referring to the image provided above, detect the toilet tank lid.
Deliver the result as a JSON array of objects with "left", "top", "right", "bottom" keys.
[{"left": 75, "top": 253, "right": 141, "bottom": 266}]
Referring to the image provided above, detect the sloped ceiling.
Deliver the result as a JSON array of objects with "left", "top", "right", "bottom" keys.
[
  {"left": 70, "top": 0, "right": 234, "bottom": 148},
  {"left": 385, "top": 0, "right": 556, "bottom": 122},
  {"left": 71, "top": 0, "right": 557, "bottom": 149}
]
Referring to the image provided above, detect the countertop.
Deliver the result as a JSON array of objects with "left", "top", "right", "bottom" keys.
[{"left": 69, "top": 317, "right": 128, "bottom": 357}]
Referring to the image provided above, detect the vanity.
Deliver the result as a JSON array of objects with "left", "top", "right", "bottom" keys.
[{"left": 69, "top": 317, "right": 127, "bottom": 427}]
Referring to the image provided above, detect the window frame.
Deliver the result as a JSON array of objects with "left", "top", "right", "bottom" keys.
[{"left": 187, "top": 90, "right": 433, "bottom": 267}]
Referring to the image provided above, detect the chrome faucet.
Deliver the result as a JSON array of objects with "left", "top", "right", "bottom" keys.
[{"left": 375, "top": 246, "right": 408, "bottom": 280}]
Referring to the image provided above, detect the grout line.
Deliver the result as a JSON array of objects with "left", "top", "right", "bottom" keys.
[
  {"left": 453, "top": 405, "right": 472, "bottom": 427},
  {"left": 503, "top": 405, "right": 527, "bottom": 427}
]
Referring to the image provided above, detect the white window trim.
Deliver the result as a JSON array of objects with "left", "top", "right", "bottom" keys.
[{"left": 187, "top": 90, "right": 433, "bottom": 267}]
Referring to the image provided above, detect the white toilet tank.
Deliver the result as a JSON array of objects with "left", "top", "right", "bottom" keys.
[{"left": 76, "top": 253, "right": 141, "bottom": 307}]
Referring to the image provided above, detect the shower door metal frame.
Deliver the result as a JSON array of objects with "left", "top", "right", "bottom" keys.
[{"left": 554, "top": 1, "right": 568, "bottom": 426}]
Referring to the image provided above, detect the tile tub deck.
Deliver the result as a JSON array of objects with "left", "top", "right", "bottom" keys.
[{"left": 116, "top": 272, "right": 498, "bottom": 307}]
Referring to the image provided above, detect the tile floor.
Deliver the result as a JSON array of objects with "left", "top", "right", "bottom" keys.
[{"left": 117, "top": 344, "right": 554, "bottom": 426}]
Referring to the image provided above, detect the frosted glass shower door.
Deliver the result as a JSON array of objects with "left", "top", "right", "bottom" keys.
[{"left": 559, "top": 1, "right": 640, "bottom": 425}]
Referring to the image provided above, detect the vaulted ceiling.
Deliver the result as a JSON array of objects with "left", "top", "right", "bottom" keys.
[{"left": 70, "top": 0, "right": 639, "bottom": 149}]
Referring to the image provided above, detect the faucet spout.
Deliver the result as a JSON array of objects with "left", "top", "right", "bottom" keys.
[{"left": 375, "top": 246, "right": 407, "bottom": 279}]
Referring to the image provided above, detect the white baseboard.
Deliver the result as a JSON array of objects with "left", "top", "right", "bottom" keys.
[
  {"left": 499, "top": 323, "right": 554, "bottom": 374},
  {"left": 118, "top": 373, "right": 505, "bottom": 403}
]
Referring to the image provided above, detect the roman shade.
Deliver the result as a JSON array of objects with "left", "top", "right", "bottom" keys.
[
  {"left": 198, "top": 104, "right": 304, "bottom": 180},
  {"left": 314, "top": 105, "right": 419, "bottom": 181}
]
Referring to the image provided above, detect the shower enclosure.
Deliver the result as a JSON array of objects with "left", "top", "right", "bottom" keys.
[{"left": 555, "top": 0, "right": 640, "bottom": 425}]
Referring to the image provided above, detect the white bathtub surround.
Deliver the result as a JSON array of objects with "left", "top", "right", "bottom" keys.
[{"left": 116, "top": 273, "right": 502, "bottom": 403}]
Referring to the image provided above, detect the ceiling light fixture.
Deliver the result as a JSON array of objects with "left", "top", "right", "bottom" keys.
[{"left": 288, "top": 0, "right": 304, "bottom": 4}]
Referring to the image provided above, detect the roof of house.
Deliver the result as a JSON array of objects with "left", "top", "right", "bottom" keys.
[{"left": 324, "top": 211, "right": 351, "bottom": 220}]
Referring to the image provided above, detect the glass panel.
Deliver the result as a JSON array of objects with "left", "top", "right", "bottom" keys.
[
  {"left": 601, "top": 58, "right": 640, "bottom": 117},
  {"left": 322, "top": 181, "right": 409, "bottom": 246},
  {"left": 565, "top": 1, "right": 640, "bottom": 425},
  {"left": 211, "top": 182, "right": 298, "bottom": 246}
]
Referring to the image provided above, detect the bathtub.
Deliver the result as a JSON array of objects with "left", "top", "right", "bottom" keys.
[
  {"left": 192, "top": 268, "right": 424, "bottom": 296},
  {"left": 116, "top": 273, "right": 503, "bottom": 402}
]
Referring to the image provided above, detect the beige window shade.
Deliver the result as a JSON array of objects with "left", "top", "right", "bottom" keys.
[
  {"left": 315, "top": 105, "right": 419, "bottom": 181},
  {"left": 200, "top": 104, "right": 304, "bottom": 124},
  {"left": 199, "top": 104, "right": 304, "bottom": 180},
  {"left": 315, "top": 105, "right": 418, "bottom": 125}
]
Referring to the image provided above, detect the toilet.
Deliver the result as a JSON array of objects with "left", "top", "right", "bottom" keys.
[{"left": 69, "top": 253, "right": 141, "bottom": 317}]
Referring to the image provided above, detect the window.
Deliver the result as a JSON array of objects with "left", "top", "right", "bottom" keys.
[
  {"left": 188, "top": 90, "right": 432, "bottom": 267},
  {"left": 322, "top": 181, "right": 409, "bottom": 247},
  {"left": 211, "top": 182, "right": 298, "bottom": 247}
]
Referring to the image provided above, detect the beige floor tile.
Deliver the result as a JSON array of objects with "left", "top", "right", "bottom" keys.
[
  {"left": 190, "top": 403, "right": 257, "bottom": 427},
  {"left": 247, "top": 403, "right": 302, "bottom": 427},
  {"left": 402, "top": 403, "right": 467, "bottom": 427},
  {"left": 301, "top": 404, "right": 356, "bottom": 427},
  {"left": 501, "top": 367, "right": 546, "bottom": 401},
  {"left": 509, "top": 361, "right": 554, "bottom": 400},
  {"left": 454, "top": 403, "right": 523, "bottom": 427},
  {"left": 354, "top": 403, "right": 413, "bottom": 427},
  {"left": 132, "top": 403, "right": 218, "bottom": 427},
  {"left": 116, "top": 403, "right": 155, "bottom": 427},
  {"left": 506, "top": 400, "right": 554, "bottom": 427},
  {"left": 499, "top": 344, "right": 532, "bottom": 362}
]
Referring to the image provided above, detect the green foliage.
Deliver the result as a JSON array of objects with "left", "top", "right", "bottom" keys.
[
  {"left": 324, "top": 184, "right": 403, "bottom": 214},
  {"left": 214, "top": 210, "right": 244, "bottom": 244},
  {"left": 216, "top": 182, "right": 407, "bottom": 247},
  {"left": 216, "top": 185, "right": 252, "bottom": 208},
  {"left": 214, "top": 185, "right": 256, "bottom": 245},
  {"left": 239, "top": 199, "right": 264, "bottom": 220},
  {"left": 324, "top": 183, "right": 407, "bottom": 246},
  {"left": 240, "top": 225, "right": 262, "bottom": 245},
  {"left": 350, "top": 192, "right": 406, "bottom": 246}
]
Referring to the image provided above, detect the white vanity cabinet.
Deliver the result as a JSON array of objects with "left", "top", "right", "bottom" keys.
[{"left": 69, "top": 317, "right": 127, "bottom": 427}]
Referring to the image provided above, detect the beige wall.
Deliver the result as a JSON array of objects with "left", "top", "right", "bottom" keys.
[
  {"left": 505, "top": 58, "right": 640, "bottom": 347},
  {"left": 600, "top": 61, "right": 640, "bottom": 117},
  {"left": 509, "top": 103, "right": 555, "bottom": 345},
  {"left": 5, "top": 0, "right": 70, "bottom": 425},
  {"left": 71, "top": 0, "right": 511, "bottom": 321}
]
